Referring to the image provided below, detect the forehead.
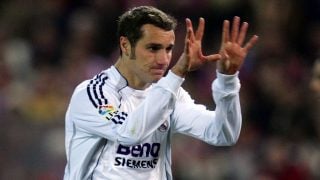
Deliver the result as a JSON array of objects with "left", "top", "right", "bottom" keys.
[{"left": 138, "top": 24, "right": 175, "bottom": 45}]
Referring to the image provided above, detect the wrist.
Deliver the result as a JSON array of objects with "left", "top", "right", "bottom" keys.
[
  {"left": 171, "top": 65, "right": 188, "bottom": 78},
  {"left": 217, "top": 60, "right": 238, "bottom": 75}
]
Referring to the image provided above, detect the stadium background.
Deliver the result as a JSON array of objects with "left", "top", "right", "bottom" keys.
[{"left": 0, "top": 0, "right": 320, "bottom": 179}]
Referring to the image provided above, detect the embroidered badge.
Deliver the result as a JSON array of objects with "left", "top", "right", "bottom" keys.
[
  {"left": 98, "top": 105, "right": 118, "bottom": 120},
  {"left": 158, "top": 120, "right": 169, "bottom": 132}
]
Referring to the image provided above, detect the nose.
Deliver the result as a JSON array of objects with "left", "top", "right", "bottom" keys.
[{"left": 156, "top": 51, "right": 170, "bottom": 65}]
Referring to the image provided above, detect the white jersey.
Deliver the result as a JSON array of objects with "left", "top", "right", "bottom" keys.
[{"left": 64, "top": 66, "right": 242, "bottom": 180}]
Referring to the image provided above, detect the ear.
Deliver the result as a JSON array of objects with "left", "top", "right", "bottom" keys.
[{"left": 120, "top": 36, "right": 131, "bottom": 56}]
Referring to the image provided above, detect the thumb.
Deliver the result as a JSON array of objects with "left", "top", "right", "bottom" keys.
[
  {"left": 204, "top": 54, "right": 221, "bottom": 62},
  {"left": 220, "top": 49, "right": 229, "bottom": 61}
]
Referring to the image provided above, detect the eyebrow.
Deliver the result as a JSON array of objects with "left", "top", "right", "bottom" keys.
[
  {"left": 146, "top": 43, "right": 174, "bottom": 49},
  {"left": 146, "top": 43, "right": 162, "bottom": 48}
]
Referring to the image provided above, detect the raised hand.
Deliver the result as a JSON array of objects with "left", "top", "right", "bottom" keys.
[
  {"left": 172, "top": 18, "right": 221, "bottom": 77},
  {"left": 218, "top": 16, "right": 258, "bottom": 74}
]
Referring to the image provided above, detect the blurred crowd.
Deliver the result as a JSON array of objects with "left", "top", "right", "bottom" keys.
[{"left": 0, "top": 0, "right": 320, "bottom": 179}]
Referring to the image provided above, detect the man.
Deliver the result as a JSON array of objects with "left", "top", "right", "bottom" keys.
[{"left": 64, "top": 6, "right": 258, "bottom": 180}]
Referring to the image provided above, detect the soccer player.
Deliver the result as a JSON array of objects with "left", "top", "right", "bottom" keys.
[{"left": 63, "top": 6, "right": 258, "bottom": 180}]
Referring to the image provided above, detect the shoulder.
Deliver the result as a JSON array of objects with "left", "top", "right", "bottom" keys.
[{"left": 70, "top": 71, "right": 120, "bottom": 111}]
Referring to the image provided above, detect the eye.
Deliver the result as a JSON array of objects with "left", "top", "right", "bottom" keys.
[
  {"left": 147, "top": 45, "right": 161, "bottom": 52},
  {"left": 166, "top": 45, "right": 174, "bottom": 52},
  {"left": 146, "top": 43, "right": 163, "bottom": 52}
]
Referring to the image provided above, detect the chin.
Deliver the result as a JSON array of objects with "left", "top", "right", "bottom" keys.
[
  {"left": 152, "top": 77, "right": 162, "bottom": 82},
  {"left": 151, "top": 75, "right": 163, "bottom": 82}
]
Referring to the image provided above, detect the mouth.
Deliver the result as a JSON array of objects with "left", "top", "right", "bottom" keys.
[{"left": 150, "top": 67, "right": 166, "bottom": 76}]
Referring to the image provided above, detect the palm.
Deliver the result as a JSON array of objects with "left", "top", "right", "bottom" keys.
[
  {"left": 174, "top": 18, "right": 221, "bottom": 74},
  {"left": 219, "top": 16, "right": 258, "bottom": 74}
]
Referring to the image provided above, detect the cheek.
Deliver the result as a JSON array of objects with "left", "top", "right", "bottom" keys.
[
  {"left": 168, "top": 53, "right": 172, "bottom": 62},
  {"left": 134, "top": 54, "right": 154, "bottom": 72},
  {"left": 137, "top": 52, "right": 155, "bottom": 65}
]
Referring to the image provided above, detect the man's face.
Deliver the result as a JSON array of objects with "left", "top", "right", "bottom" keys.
[
  {"left": 126, "top": 24, "right": 175, "bottom": 84},
  {"left": 310, "top": 61, "right": 320, "bottom": 99}
]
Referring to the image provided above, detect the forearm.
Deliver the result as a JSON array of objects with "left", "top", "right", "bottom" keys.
[{"left": 211, "top": 71, "right": 242, "bottom": 145}]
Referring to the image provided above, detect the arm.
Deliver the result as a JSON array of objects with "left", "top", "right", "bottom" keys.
[
  {"left": 172, "top": 16, "right": 258, "bottom": 144},
  {"left": 172, "top": 72, "right": 241, "bottom": 146}
]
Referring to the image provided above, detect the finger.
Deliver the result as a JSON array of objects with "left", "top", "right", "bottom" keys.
[
  {"left": 195, "top": 17, "right": 205, "bottom": 41},
  {"left": 220, "top": 49, "right": 229, "bottom": 60},
  {"left": 244, "top": 35, "right": 259, "bottom": 52},
  {"left": 231, "top": 16, "right": 240, "bottom": 43},
  {"left": 185, "top": 18, "right": 192, "bottom": 30},
  {"left": 237, "top": 22, "right": 248, "bottom": 46},
  {"left": 185, "top": 18, "right": 195, "bottom": 42},
  {"left": 184, "top": 29, "right": 191, "bottom": 54},
  {"left": 221, "top": 20, "right": 230, "bottom": 44},
  {"left": 203, "top": 54, "right": 222, "bottom": 62}
]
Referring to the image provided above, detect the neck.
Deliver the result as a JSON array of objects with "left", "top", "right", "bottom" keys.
[{"left": 114, "top": 58, "right": 151, "bottom": 90}]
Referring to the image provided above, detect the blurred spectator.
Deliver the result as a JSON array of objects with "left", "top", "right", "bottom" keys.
[{"left": 310, "top": 58, "right": 320, "bottom": 141}]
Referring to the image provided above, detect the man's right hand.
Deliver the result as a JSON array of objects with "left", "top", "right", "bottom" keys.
[{"left": 172, "top": 18, "right": 221, "bottom": 78}]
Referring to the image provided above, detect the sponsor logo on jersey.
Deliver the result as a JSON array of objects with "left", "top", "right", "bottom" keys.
[{"left": 114, "top": 143, "right": 160, "bottom": 169}]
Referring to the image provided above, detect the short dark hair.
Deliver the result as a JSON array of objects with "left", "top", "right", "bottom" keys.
[{"left": 117, "top": 6, "right": 177, "bottom": 56}]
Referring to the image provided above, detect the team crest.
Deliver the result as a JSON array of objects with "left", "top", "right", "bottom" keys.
[{"left": 158, "top": 120, "right": 169, "bottom": 132}]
